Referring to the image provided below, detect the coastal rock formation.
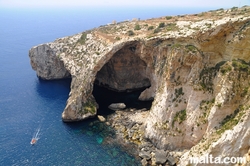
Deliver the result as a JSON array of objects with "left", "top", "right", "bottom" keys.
[
  {"left": 29, "top": 6, "right": 250, "bottom": 165},
  {"left": 29, "top": 44, "right": 70, "bottom": 79}
]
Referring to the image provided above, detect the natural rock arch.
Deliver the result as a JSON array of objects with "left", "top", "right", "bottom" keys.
[
  {"left": 60, "top": 40, "right": 156, "bottom": 122},
  {"left": 29, "top": 11, "right": 250, "bottom": 164}
]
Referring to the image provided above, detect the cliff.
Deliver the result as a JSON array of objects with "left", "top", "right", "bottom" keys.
[{"left": 29, "top": 6, "right": 250, "bottom": 165}]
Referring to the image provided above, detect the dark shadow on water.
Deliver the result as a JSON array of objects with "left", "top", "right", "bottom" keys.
[
  {"left": 35, "top": 78, "right": 71, "bottom": 100},
  {"left": 92, "top": 83, "right": 153, "bottom": 116}
]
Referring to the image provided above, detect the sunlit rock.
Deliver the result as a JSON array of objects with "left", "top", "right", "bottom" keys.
[
  {"left": 108, "top": 103, "right": 126, "bottom": 111},
  {"left": 29, "top": 7, "right": 250, "bottom": 165}
]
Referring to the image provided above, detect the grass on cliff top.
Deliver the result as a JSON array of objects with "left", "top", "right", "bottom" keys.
[
  {"left": 89, "top": 6, "right": 250, "bottom": 41},
  {"left": 78, "top": 32, "right": 88, "bottom": 45}
]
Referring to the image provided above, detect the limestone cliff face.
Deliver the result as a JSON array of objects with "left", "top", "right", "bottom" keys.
[
  {"left": 29, "top": 7, "right": 250, "bottom": 165},
  {"left": 29, "top": 44, "right": 70, "bottom": 79},
  {"left": 95, "top": 43, "right": 151, "bottom": 92}
]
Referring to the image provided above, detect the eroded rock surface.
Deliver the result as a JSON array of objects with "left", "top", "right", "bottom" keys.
[
  {"left": 29, "top": 7, "right": 250, "bottom": 165},
  {"left": 29, "top": 44, "right": 70, "bottom": 79},
  {"left": 95, "top": 43, "right": 151, "bottom": 91}
]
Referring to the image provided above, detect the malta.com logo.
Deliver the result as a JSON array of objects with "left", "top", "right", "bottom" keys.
[{"left": 189, "top": 154, "right": 246, "bottom": 164}]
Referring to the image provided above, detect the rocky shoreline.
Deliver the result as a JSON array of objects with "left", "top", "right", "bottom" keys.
[
  {"left": 102, "top": 108, "right": 183, "bottom": 166},
  {"left": 29, "top": 6, "right": 250, "bottom": 165}
]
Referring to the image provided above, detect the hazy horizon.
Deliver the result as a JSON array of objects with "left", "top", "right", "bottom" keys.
[{"left": 0, "top": 0, "right": 249, "bottom": 9}]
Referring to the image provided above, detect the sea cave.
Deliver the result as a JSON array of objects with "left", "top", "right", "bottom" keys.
[{"left": 93, "top": 42, "right": 153, "bottom": 115}]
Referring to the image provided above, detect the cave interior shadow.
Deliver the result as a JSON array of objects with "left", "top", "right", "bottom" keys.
[{"left": 92, "top": 83, "right": 153, "bottom": 116}]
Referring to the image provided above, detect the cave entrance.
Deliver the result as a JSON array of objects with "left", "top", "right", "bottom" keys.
[
  {"left": 92, "top": 84, "right": 152, "bottom": 115},
  {"left": 92, "top": 43, "right": 153, "bottom": 115}
]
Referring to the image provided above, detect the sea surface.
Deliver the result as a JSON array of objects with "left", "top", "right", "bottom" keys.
[{"left": 0, "top": 7, "right": 211, "bottom": 165}]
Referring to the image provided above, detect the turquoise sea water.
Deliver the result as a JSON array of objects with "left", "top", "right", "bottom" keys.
[{"left": 0, "top": 7, "right": 211, "bottom": 165}]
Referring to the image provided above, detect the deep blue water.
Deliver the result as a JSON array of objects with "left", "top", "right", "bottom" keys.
[{"left": 0, "top": 7, "right": 211, "bottom": 165}]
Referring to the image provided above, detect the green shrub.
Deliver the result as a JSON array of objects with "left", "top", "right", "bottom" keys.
[
  {"left": 127, "top": 30, "right": 135, "bottom": 36},
  {"left": 166, "top": 16, "right": 172, "bottom": 20},
  {"left": 165, "top": 23, "right": 178, "bottom": 31},
  {"left": 232, "top": 59, "right": 250, "bottom": 72},
  {"left": 185, "top": 45, "right": 197, "bottom": 53},
  {"left": 231, "top": 6, "right": 238, "bottom": 11},
  {"left": 239, "top": 63, "right": 249, "bottom": 71},
  {"left": 241, "top": 87, "right": 249, "bottom": 97},
  {"left": 172, "top": 109, "right": 187, "bottom": 127},
  {"left": 216, "top": 108, "right": 243, "bottom": 135},
  {"left": 174, "top": 87, "right": 184, "bottom": 99},
  {"left": 115, "top": 36, "right": 121, "bottom": 40},
  {"left": 153, "top": 28, "right": 161, "bottom": 33},
  {"left": 78, "top": 33, "right": 87, "bottom": 44},
  {"left": 134, "top": 24, "right": 141, "bottom": 30},
  {"left": 216, "top": 8, "right": 224, "bottom": 11},
  {"left": 199, "top": 67, "right": 217, "bottom": 93},
  {"left": 158, "top": 22, "right": 165, "bottom": 28},
  {"left": 171, "top": 43, "right": 182, "bottom": 49},
  {"left": 205, "top": 23, "right": 212, "bottom": 28},
  {"left": 220, "top": 63, "right": 232, "bottom": 75},
  {"left": 217, "top": 103, "right": 222, "bottom": 108},
  {"left": 148, "top": 26, "right": 154, "bottom": 30},
  {"left": 232, "top": 59, "right": 238, "bottom": 65},
  {"left": 83, "top": 101, "right": 96, "bottom": 114}
]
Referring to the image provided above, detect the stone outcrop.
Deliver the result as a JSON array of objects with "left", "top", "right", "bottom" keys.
[
  {"left": 29, "top": 44, "right": 70, "bottom": 79},
  {"left": 155, "top": 150, "right": 168, "bottom": 164},
  {"left": 29, "top": 6, "right": 250, "bottom": 165}
]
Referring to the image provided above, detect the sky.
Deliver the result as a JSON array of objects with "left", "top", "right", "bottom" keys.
[{"left": 0, "top": 0, "right": 249, "bottom": 9}]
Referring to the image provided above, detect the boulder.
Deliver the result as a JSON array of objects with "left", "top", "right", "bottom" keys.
[
  {"left": 141, "top": 158, "right": 148, "bottom": 166},
  {"left": 139, "top": 149, "right": 151, "bottom": 160},
  {"left": 108, "top": 103, "right": 126, "bottom": 111},
  {"left": 155, "top": 149, "right": 168, "bottom": 164},
  {"left": 167, "top": 154, "right": 177, "bottom": 166},
  {"left": 97, "top": 115, "right": 106, "bottom": 122}
]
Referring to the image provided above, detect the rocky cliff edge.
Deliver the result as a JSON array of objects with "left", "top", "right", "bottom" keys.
[{"left": 29, "top": 7, "right": 250, "bottom": 165}]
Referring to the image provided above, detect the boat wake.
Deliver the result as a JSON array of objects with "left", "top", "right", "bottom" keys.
[{"left": 30, "top": 127, "right": 41, "bottom": 145}]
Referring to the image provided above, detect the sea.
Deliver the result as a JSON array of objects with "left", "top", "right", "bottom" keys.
[{"left": 0, "top": 7, "right": 211, "bottom": 166}]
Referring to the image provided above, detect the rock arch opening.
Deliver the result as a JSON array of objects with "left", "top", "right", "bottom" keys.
[{"left": 93, "top": 43, "right": 153, "bottom": 115}]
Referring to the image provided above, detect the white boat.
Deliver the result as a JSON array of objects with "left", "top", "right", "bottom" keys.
[
  {"left": 30, "top": 138, "right": 37, "bottom": 145},
  {"left": 30, "top": 128, "right": 40, "bottom": 145}
]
